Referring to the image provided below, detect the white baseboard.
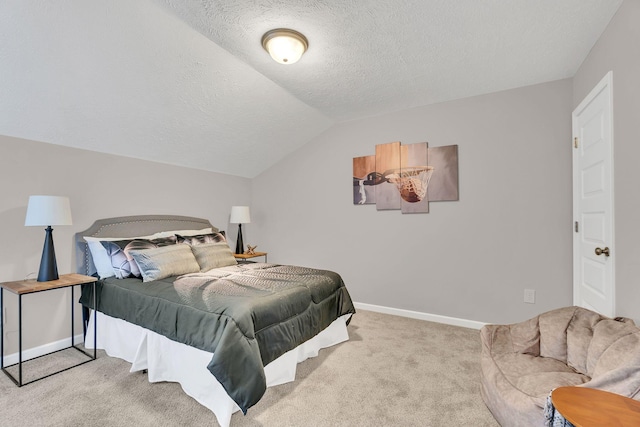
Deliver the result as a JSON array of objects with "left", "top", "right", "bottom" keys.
[
  {"left": 2, "top": 305, "right": 484, "bottom": 366},
  {"left": 2, "top": 334, "right": 85, "bottom": 366},
  {"left": 354, "top": 302, "right": 486, "bottom": 330}
]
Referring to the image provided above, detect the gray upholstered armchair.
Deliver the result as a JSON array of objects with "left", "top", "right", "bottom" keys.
[{"left": 480, "top": 306, "right": 640, "bottom": 426}]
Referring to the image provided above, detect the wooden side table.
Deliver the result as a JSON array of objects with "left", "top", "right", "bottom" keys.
[
  {"left": 0, "top": 273, "right": 98, "bottom": 386},
  {"left": 234, "top": 252, "right": 268, "bottom": 263},
  {"left": 551, "top": 386, "right": 640, "bottom": 426}
]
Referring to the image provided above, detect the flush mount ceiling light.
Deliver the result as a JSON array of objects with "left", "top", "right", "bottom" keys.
[{"left": 261, "top": 28, "right": 308, "bottom": 64}]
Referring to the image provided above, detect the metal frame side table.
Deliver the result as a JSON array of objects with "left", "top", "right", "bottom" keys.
[{"left": 0, "top": 273, "right": 97, "bottom": 386}]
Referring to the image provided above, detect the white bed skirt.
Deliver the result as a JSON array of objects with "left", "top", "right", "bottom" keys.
[{"left": 85, "top": 311, "right": 351, "bottom": 427}]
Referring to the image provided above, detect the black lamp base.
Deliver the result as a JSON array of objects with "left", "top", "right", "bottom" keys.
[
  {"left": 37, "top": 226, "right": 59, "bottom": 282},
  {"left": 235, "top": 223, "right": 244, "bottom": 255}
]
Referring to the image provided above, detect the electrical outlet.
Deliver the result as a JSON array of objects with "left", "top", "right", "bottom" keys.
[{"left": 524, "top": 289, "right": 536, "bottom": 304}]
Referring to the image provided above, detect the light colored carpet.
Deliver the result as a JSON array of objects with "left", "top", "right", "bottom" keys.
[{"left": 0, "top": 310, "right": 498, "bottom": 426}]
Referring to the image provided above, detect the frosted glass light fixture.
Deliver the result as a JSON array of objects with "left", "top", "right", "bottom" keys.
[
  {"left": 25, "top": 195, "right": 73, "bottom": 282},
  {"left": 261, "top": 28, "right": 308, "bottom": 64}
]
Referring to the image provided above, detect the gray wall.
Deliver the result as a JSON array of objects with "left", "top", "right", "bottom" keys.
[
  {"left": 0, "top": 135, "right": 251, "bottom": 354},
  {"left": 573, "top": 0, "right": 640, "bottom": 322},
  {"left": 252, "top": 79, "right": 574, "bottom": 325}
]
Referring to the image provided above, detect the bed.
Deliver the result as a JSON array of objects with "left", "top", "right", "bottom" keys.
[{"left": 75, "top": 215, "right": 355, "bottom": 427}]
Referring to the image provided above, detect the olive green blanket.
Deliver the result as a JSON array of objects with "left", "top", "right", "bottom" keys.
[{"left": 80, "top": 263, "right": 355, "bottom": 414}]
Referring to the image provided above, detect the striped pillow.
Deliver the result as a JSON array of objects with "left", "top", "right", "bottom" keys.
[
  {"left": 190, "top": 242, "right": 238, "bottom": 272},
  {"left": 129, "top": 244, "right": 200, "bottom": 282}
]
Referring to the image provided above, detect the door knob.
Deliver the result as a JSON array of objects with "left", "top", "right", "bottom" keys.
[{"left": 595, "top": 247, "right": 610, "bottom": 257}]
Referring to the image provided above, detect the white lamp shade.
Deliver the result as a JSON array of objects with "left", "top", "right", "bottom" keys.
[
  {"left": 25, "top": 195, "right": 73, "bottom": 226},
  {"left": 230, "top": 206, "right": 251, "bottom": 224}
]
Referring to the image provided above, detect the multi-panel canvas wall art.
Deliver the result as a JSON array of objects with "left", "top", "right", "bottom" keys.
[
  {"left": 375, "top": 141, "right": 402, "bottom": 210},
  {"left": 353, "top": 141, "right": 458, "bottom": 214},
  {"left": 399, "top": 142, "right": 430, "bottom": 213},
  {"left": 427, "top": 145, "right": 459, "bottom": 202},
  {"left": 353, "top": 155, "right": 377, "bottom": 205}
]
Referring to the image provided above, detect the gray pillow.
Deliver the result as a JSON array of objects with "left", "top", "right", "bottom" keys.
[
  {"left": 176, "top": 232, "right": 226, "bottom": 246},
  {"left": 101, "top": 236, "right": 177, "bottom": 279},
  {"left": 129, "top": 244, "right": 200, "bottom": 282},
  {"left": 101, "top": 241, "right": 132, "bottom": 279},
  {"left": 190, "top": 242, "right": 238, "bottom": 272}
]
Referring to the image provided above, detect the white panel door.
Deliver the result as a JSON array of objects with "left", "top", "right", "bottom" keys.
[{"left": 572, "top": 71, "right": 614, "bottom": 317}]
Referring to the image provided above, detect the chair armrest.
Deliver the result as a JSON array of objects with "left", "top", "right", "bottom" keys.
[{"left": 481, "top": 316, "right": 540, "bottom": 356}]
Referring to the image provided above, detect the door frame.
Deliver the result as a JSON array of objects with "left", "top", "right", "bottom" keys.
[{"left": 572, "top": 71, "right": 615, "bottom": 316}]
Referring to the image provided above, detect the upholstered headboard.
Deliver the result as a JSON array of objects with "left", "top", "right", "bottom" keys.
[{"left": 75, "top": 215, "right": 217, "bottom": 276}]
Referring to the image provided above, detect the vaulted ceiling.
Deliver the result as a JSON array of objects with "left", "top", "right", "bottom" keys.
[{"left": 0, "top": 0, "right": 623, "bottom": 177}]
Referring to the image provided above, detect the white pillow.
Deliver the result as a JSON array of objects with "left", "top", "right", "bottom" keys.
[
  {"left": 83, "top": 227, "right": 212, "bottom": 278},
  {"left": 149, "top": 227, "right": 212, "bottom": 239}
]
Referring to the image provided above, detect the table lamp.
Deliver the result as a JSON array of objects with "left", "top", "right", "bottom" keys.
[
  {"left": 24, "top": 195, "right": 73, "bottom": 282},
  {"left": 229, "top": 206, "right": 250, "bottom": 254}
]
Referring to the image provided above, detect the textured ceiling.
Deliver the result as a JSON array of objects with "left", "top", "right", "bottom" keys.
[{"left": 0, "top": 0, "right": 623, "bottom": 177}]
